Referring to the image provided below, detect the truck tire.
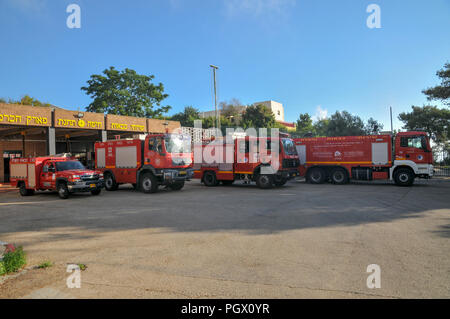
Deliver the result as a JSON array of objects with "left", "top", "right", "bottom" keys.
[
  {"left": 273, "top": 176, "right": 288, "bottom": 187},
  {"left": 19, "top": 183, "right": 33, "bottom": 196},
  {"left": 140, "top": 172, "right": 158, "bottom": 193},
  {"left": 203, "top": 171, "right": 218, "bottom": 187},
  {"left": 256, "top": 174, "right": 273, "bottom": 189},
  {"left": 104, "top": 173, "right": 118, "bottom": 191},
  {"left": 91, "top": 189, "right": 101, "bottom": 196},
  {"left": 307, "top": 167, "right": 326, "bottom": 184},
  {"left": 169, "top": 181, "right": 185, "bottom": 191},
  {"left": 57, "top": 183, "right": 69, "bottom": 199},
  {"left": 394, "top": 168, "right": 415, "bottom": 187},
  {"left": 330, "top": 168, "right": 348, "bottom": 185}
]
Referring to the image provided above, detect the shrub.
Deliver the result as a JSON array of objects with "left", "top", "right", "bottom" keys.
[
  {"left": 1, "top": 246, "right": 26, "bottom": 274},
  {"left": 37, "top": 261, "right": 52, "bottom": 269}
]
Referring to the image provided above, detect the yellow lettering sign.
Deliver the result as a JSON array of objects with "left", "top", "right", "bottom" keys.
[
  {"left": 111, "top": 123, "right": 128, "bottom": 130},
  {"left": 130, "top": 124, "right": 145, "bottom": 131}
]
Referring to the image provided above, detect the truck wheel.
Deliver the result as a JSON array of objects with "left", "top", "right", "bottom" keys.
[
  {"left": 394, "top": 168, "right": 415, "bottom": 187},
  {"left": 273, "top": 176, "right": 288, "bottom": 187},
  {"left": 104, "top": 173, "right": 118, "bottom": 191},
  {"left": 256, "top": 174, "right": 273, "bottom": 189},
  {"left": 203, "top": 171, "right": 218, "bottom": 187},
  {"left": 169, "top": 181, "right": 185, "bottom": 191},
  {"left": 19, "top": 183, "right": 33, "bottom": 196},
  {"left": 221, "top": 180, "right": 234, "bottom": 186},
  {"left": 91, "top": 189, "right": 101, "bottom": 196},
  {"left": 57, "top": 183, "right": 69, "bottom": 199},
  {"left": 307, "top": 167, "right": 326, "bottom": 184},
  {"left": 140, "top": 173, "right": 158, "bottom": 193},
  {"left": 330, "top": 168, "right": 348, "bottom": 185}
]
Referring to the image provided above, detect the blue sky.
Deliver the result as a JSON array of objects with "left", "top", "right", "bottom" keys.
[{"left": 0, "top": 0, "right": 449, "bottom": 130}]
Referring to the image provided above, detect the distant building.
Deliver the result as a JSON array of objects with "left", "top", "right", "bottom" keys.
[
  {"left": 199, "top": 100, "right": 296, "bottom": 130},
  {"left": 252, "top": 100, "right": 284, "bottom": 122}
]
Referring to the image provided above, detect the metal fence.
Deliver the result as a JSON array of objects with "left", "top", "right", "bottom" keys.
[{"left": 433, "top": 165, "right": 450, "bottom": 177}]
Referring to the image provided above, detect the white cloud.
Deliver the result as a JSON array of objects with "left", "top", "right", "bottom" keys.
[
  {"left": 312, "top": 105, "right": 328, "bottom": 121},
  {"left": 224, "top": 0, "right": 296, "bottom": 17}
]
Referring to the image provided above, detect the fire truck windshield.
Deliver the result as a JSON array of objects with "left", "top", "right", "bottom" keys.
[
  {"left": 164, "top": 135, "right": 192, "bottom": 154},
  {"left": 281, "top": 139, "right": 297, "bottom": 155},
  {"left": 55, "top": 161, "right": 86, "bottom": 171}
]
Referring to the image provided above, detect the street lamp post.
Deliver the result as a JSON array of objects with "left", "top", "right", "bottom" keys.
[{"left": 210, "top": 64, "right": 220, "bottom": 131}]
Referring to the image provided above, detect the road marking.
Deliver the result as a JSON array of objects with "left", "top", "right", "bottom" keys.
[{"left": 0, "top": 200, "right": 61, "bottom": 206}]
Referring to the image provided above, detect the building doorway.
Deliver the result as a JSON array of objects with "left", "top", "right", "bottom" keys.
[{"left": 3, "top": 150, "right": 23, "bottom": 183}]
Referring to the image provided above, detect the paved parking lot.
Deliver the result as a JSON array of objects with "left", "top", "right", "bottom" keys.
[{"left": 0, "top": 179, "right": 449, "bottom": 298}]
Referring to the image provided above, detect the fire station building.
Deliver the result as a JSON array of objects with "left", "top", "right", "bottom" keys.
[{"left": 0, "top": 103, "right": 180, "bottom": 183}]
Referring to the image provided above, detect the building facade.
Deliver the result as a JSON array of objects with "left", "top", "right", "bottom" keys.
[{"left": 0, "top": 103, "right": 181, "bottom": 183}]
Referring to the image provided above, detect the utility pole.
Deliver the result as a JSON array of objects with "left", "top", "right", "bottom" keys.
[
  {"left": 390, "top": 106, "right": 393, "bottom": 134},
  {"left": 210, "top": 65, "right": 220, "bottom": 131}
]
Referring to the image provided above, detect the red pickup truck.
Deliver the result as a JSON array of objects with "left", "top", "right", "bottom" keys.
[{"left": 9, "top": 156, "right": 105, "bottom": 199}]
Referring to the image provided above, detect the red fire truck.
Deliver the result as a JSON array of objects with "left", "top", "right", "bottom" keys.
[
  {"left": 9, "top": 155, "right": 104, "bottom": 199},
  {"left": 293, "top": 131, "right": 433, "bottom": 186},
  {"left": 95, "top": 133, "right": 194, "bottom": 193},
  {"left": 193, "top": 136, "right": 300, "bottom": 189}
]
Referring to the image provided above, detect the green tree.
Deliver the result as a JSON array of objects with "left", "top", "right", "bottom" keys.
[
  {"left": 220, "top": 98, "right": 245, "bottom": 124},
  {"left": 170, "top": 106, "right": 200, "bottom": 127},
  {"left": 296, "top": 113, "right": 315, "bottom": 137},
  {"left": 241, "top": 104, "right": 276, "bottom": 129},
  {"left": 422, "top": 62, "right": 450, "bottom": 106},
  {"left": 365, "top": 117, "right": 384, "bottom": 135},
  {"left": 324, "top": 111, "right": 366, "bottom": 136},
  {"left": 313, "top": 119, "right": 330, "bottom": 137},
  {"left": 398, "top": 105, "right": 450, "bottom": 143},
  {"left": 202, "top": 116, "right": 216, "bottom": 129},
  {"left": 2, "top": 95, "right": 52, "bottom": 107},
  {"left": 81, "top": 66, "right": 170, "bottom": 117}
]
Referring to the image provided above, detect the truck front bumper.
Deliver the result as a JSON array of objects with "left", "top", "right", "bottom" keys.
[
  {"left": 68, "top": 180, "right": 104, "bottom": 193},
  {"left": 162, "top": 168, "right": 194, "bottom": 183},
  {"left": 278, "top": 169, "right": 300, "bottom": 180}
]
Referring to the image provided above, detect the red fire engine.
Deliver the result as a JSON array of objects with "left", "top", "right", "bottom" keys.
[
  {"left": 9, "top": 155, "right": 104, "bottom": 199},
  {"left": 95, "top": 133, "right": 194, "bottom": 193},
  {"left": 193, "top": 136, "right": 300, "bottom": 189},
  {"left": 293, "top": 131, "right": 433, "bottom": 186}
]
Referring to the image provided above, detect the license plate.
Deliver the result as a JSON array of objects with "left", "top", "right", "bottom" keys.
[
  {"left": 179, "top": 171, "right": 186, "bottom": 175},
  {"left": 90, "top": 184, "right": 96, "bottom": 188}
]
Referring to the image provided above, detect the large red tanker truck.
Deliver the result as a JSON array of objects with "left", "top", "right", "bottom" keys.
[{"left": 293, "top": 131, "right": 433, "bottom": 186}]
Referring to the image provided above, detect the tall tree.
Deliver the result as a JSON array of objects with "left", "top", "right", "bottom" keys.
[
  {"left": 325, "top": 111, "right": 366, "bottom": 136},
  {"left": 398, "top": 105, "right": 450, "bottom": 143},
  {"left": 313, "top": 119, "right": 330, "bottom": 137},
  {"left": 81, "top": 67, "right": 171, "bottom": 117},
  {"left": 241, "top": 104, "right": 276, "bottom": 129},
  {"left": 296, "top": 113, "right": 315, "bottom": 137},
  {"left": 2, "top": 95, "right": 52, "bottom": 107},
  {"left": 422, "top": 62, "right": 450, "bottom": 106},
  {"left": 220, "top": 98, "right": 245, "bottom": 124},
  {"left": 365, "top": 117, "right": 384, "bottom": 135},
  {"left": 170, "top": 106, "right": 200, "bottom": 127}
]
